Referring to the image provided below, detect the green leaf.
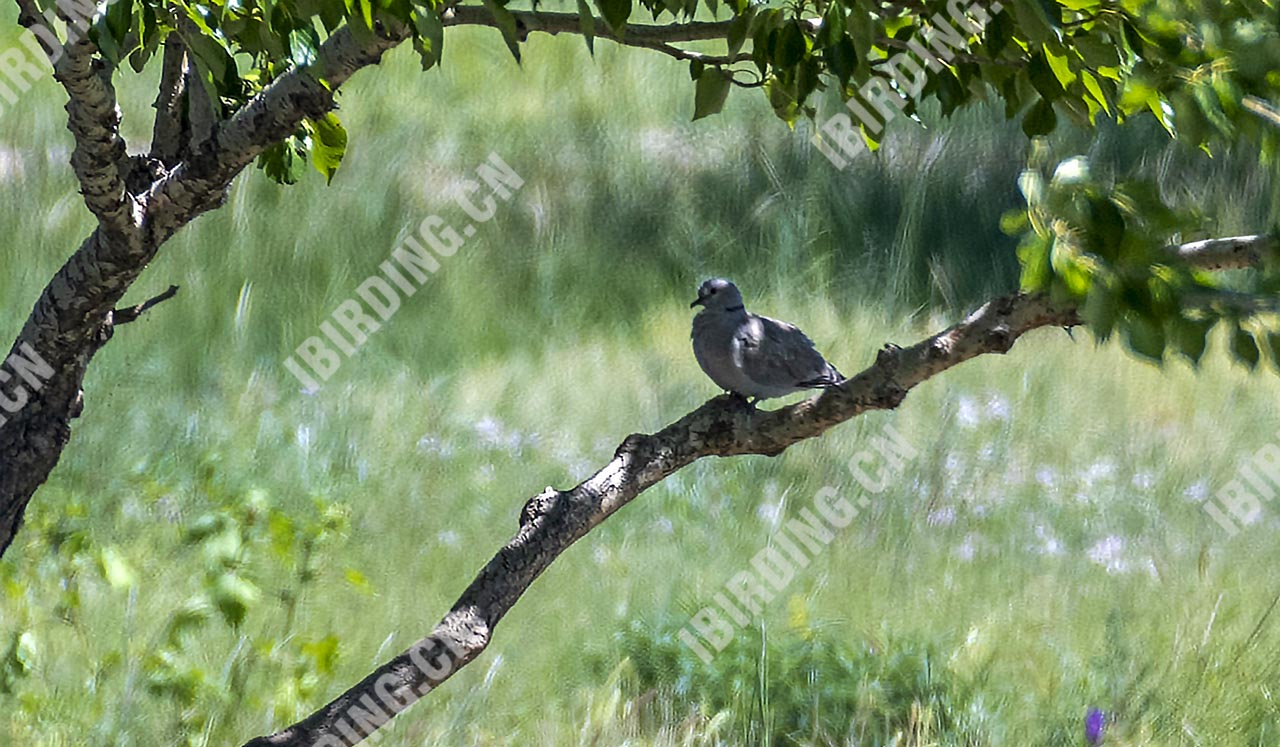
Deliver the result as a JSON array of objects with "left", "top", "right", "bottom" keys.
[
  {"left": 1081, "top": 281, "right": 1120, "bottom": 340},
  {"left": 935, "top": 69, "right": 968, "bottom": 115},
  {"left": 1171, "top": 316, "right": 1213, "bottom": 365},
  {"left": 577, "top": 0, "right": 595, "bottom": 53},
  {"left": 1022, "top": 97, "right": 1058, "bottom": 137},
  {"left": 301, "top": 635, "right": 342, "bottom": 674},
  {"left": 1085, "top": 196, "right": 1124, "bottom": 259},
  {"left": 258, "top": 139, "right": 305, "bottom": 185},
  {"left": 289, "top": 26, "right": 320, "bottom": 66},
  {"left": 481, "top": 0, "right": 522, "bottom": 62},
  {"left": 99, "top": 546, "right": 137, "bottom": 590},
  {"left": 1231, "top": 324, "right": 1261, "bottom": 369},
  {"left": 411, "top": 8, "right": 445, "bottom": 70},
  {"left": 847, "top": 8, "right": 873, "bottom": 62},
  {"left": 693, "top": 68, "right": 731, "bottom": 120},
  {"left": 1081, "top": 70, "right": 1110, "bottom": 114},
  {"left": 596, "top": 0, "right": 630, "bottom": 34},
  {"left": 774, "top": 21, "right": 808, "bottom": 68},
  {"left": 211, "top": 573, "right": 260, "bottom": 628},
  {"left": 1028, "top": 52, "right": 1066, "bottom": 101},
  {"left": 129, "top": 7, "right": 161, "bottom": 73},
  {"left": 1074, "top": 34, "right": 1120, "bottom": 68},
  {"left": 827, "top": 37, "right": 858, "bottom": 88},
  {"left": 97, "top": 0, "right": 135, "bottom": 63},
  {"left": 1017, "top": 234, "right": 1052, "bottom": 291},
  {"left": 727, "top": 9, "right": 752, "bottom": 57},
  {"left": 358, "top": 0, "right": 374, "bottom": 31},
  {"left": 817, "top": 3, "right": 844, "bottom": 49},
  {"left": 985, "top": 10, "right": 1013, "bottom": 57},
  {"left": 1124, "top": 315, "right": 1166, "bottom": 363},
  {"left": 1265, "top": 331, "right": 1280, "bottom": 371},
  {"left": 1121, "top": 18, "right": 1143, "bottom": 55},
  {"left": 1043, "top": 45, "right": 1075, "bottom": 88},
  {"left": 307, "top": 113, "right": 348, "bottom": 184},
  {"left": 1011, "top": 0, "right": 1055, "bottom": 45},
  {"left": 344, "top": 568, "right": 374, "bottom": 594}
]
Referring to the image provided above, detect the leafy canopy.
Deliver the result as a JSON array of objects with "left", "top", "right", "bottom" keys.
[{"left": 61, "top": 0, "right": 1280, "bottom": 365}]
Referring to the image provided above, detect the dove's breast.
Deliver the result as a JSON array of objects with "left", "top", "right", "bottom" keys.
[{"left": 692, "top": 313, "right": 754, "bottom": 396}]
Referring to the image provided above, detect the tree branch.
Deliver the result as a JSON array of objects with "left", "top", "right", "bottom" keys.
[
  {"left": 0, "top": 15, "right": 417, "bottom": 559},
  {"left": 144, "top": 19, "right": 411, "bottom": 245},
  {"left": 443, "top": 6, "right": 733, "bottom": 45},
  {"left": 1174, "top": 234, "right": 1278, "bottom": 270},
  {"left": 150, "top": 34, "right": 187, "bottom": 168},
  {"left": 441, "top": 8, "right": 1017, "bottom": 69},
  {"left": 14, "top": 0, "right": 136, "bottom": 234},
  {"left": 242, "top": 234, "right": 1274, "bottom": 747}
]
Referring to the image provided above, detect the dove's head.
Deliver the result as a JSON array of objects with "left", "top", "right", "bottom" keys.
[{"left": 691, "top": 278, "right": 745, "bottom": 312}]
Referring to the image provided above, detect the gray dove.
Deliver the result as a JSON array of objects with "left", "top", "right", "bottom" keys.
[{"left": 690, "top": 278, "right": 843, "bottom": 403}]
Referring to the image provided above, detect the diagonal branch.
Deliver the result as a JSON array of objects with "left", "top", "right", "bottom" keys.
[{"left": 241, "top": 234, "right": 1274, "bottom": 747}]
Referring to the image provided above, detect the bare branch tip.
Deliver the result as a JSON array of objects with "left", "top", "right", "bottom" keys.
[{"left": 112, "top": 284, "right": 180, "bottom": 325}]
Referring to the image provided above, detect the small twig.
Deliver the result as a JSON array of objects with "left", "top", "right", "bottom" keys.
[
  {"left": 650, "top": 42, "right": 751, "bottom": 65},
  {"left": 1243, "top": 96, "right": 1280, "bottom": 131},
  {"left": 113, "top": 285, "right": 180, "bottom": 324}
]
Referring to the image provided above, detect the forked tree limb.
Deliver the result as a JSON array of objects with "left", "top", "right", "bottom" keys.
[
  {"left": 14, "top": 0, "right": 135, "bottom": 234},
  {"left": 0, "top": 12, "right": 412, "bottom": 559},
  {"left": 242, "top": 236, "right": 1274, "bottom": 747}
]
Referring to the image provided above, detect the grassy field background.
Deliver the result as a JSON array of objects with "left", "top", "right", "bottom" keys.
[{"left": 1, "top": 15, "right": 1280, "bottom": 747}]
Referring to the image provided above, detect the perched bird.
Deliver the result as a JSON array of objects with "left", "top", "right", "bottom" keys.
[{"left": 690, "top": 278, "right": 843, "bottom": 403}]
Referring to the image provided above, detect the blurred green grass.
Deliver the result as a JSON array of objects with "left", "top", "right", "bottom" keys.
[{"left": 1, "top": 15, "right": 1280, "bottom": 747}]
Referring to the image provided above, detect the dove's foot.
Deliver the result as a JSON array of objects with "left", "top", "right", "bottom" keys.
[{"left": 720, "top": 391, "right": 757, "bottom": 409}]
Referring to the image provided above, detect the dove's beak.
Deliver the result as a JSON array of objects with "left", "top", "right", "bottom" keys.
[{"left": 690, "top": 297, "right": 704, "bottom": 308}]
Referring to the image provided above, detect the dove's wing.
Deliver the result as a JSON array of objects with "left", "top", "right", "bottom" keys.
[{"left": 737, "top": 314, "right": 841, "bottom": 390}]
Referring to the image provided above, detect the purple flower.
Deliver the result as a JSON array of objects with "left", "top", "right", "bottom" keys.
[{"left": 1085, "top": 708, "right": 1105, "bottom": 745}]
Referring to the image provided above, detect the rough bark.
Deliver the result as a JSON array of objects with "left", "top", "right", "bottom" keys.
[
  {"left": 0, "top": 3, "right": 1275, "bottom": 741},
  {"left": 0, "top": 1, "right": 954, "bottom": 558},
  {"left": 242, "top": 238, "right": 1272, "bottom": 747},
  {"left": 0, "top": 14, "right": 411, "bottom": 556}
]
